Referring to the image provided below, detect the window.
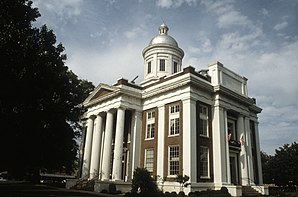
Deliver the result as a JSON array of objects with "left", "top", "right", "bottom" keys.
[
  {"left": 199, "top": 105, "right": 208, "bottom": 137},
  {"left": 169, "top": 104, "right": 180, "bottom": 136},
  {"left": 170, "top": 105, "right": 180, "bottom": 114},
  {"left": 173, "top": 61, "right": 180, "bottom": 73},
  {"left": 145, "top": 149, "right": 154, "bottom": 172},
  {"left": 147, "top": 61, "right": 151, "bottom": 74},
  {"left": 200, "top": 146, "right": 209, "bottom": 178},
  {"left": 147, "top": 111, "right": 155, "bottom": 119},
  {"left": 146, "top": 111, "right": 155, "bottom": 139},
  {"left": 160, "top": 59, "right": 165, "bottom": 71},
  {"left": 227, "top": 120, "right": 236, "bottom": 141},
  {"left": 170, "top": 118, "right": 179, "bottom": 135},
  {"left": 146, "top": 124, "right": 155, "bottom": 139},
  {"left": 169, "top": 145, "right": 180, "bottom": 176}
]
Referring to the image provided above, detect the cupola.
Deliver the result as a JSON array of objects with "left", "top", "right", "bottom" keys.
[{"left": 141, "top": 24, "right": 184, "bottom": 86}]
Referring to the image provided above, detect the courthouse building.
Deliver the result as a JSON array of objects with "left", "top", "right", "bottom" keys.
[{"left": 75, "top": 24, "right": 268, "bottom": 196}]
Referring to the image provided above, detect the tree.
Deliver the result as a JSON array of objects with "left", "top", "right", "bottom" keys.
[
  {"left": 261, "top": 142, "right": 298, "bottom": 186},
  {"left": 260, "top": 151, "right": 274, "bottom": 184},
  {"left": 0, "top": 0, "right": 94, "bottom": 180},
  {"left": 271, "top": 142, "right": 298, "bottom": 186},
  {"left": 131, "top": 168, "right": 158, "bottom": 194}
]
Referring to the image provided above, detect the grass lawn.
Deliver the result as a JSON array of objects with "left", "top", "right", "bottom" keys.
[{"left": 0, "top": 181, "right": 115, "bottom": 197}]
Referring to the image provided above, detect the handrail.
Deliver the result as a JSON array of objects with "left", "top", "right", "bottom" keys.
[
  {"left": 71, "top": 173, "right": 99, "bottom": 189},
  {"left": 241, "top": 177, "right": 265, "bottom": 194}
]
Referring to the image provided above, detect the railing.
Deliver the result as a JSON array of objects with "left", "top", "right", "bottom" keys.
[
  {"left": 228, "top": 139, "right": 241, "bottom": 150},
  {"left": 242, "top": 177, "right": 267, "bottom": 195},
  {"left": 71, "top": 174, "right": 99, "bottom": 190}
]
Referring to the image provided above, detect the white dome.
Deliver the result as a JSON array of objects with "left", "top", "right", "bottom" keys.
[{"left": 148, "top": 23, "right": 179, "bottom": 47}]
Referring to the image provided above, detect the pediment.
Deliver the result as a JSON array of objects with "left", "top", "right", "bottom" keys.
[{"left": 83, "top": 84, "right": 117, "bottom": 105}]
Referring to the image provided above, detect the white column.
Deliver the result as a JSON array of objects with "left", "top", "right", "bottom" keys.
[
  {"left": 237, "top": 115, "right": 248, "bottom": 185},
  {"left": 182, "top": 99, "right": 197, "bottom": 182},
  {"left": 82, "top": 116, "right": 95, "bottom": 178},
  {"left": 112, "top": 108, "right": 126, "bottom": 180},
  {"left": 101, "top": 111, "right": 114, "bottom": 180},
  {"left": 89, "top": 114, "right": 103, "bottom": 179},
  {"left": 245, "top": 117, "right": 254, "bottom": 185},
  {"left": 212, "top": 105, "right": 227, "bottom": 185},
  {"left": 129, "top": 110, "right": 142, "bottom": 180},
  {"left": 254, "top": 121, "right": 263, "bottom": 184},
  {"left": 224, "top": 110, "right": 231, "bottom": 184}
]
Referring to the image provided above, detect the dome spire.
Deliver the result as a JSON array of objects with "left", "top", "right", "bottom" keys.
[{"left": 159, "top": 23, "right": 169, "bottom": 35}]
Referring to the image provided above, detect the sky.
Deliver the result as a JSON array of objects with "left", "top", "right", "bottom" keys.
[{"left": 31, "top": 0, "right": 298, "bottom": 155}]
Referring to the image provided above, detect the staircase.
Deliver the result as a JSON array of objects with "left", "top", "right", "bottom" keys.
[
  {"left": 242, "top": 186, "right": 262, "bottom": 197},
  {"left": 71, "top": 176, "right": 97, "bottom": 191}
]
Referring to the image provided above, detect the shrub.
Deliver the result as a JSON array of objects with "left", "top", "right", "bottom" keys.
[
  {"left": 109, "top": 183, "right": 117, "bottom": 194},
  {"left": 131, "top": 168, "right": 159, "bottom": 194}
]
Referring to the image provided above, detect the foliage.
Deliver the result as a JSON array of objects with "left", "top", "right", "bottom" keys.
[
  {"left": 176, "top": 175, "right": 190, "bottom": 191},
  {"left": 0, "top": 0, "right": 94, "bottom": 180},
  {"left": 131, "top": 168, "right": 159, "bottom": 194},
  {"left": 260, "top": 151, "right": 274, "bottom": 184},
  {"left": 261, "top": 142, "right": 298, "bottom": 186}
]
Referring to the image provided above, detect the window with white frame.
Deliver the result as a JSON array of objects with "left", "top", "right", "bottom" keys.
[
  {"left": 173, "top": 61, "right": 180, "bottom": 73},
  {"left": 200, "top": 146, "right": 209, "bottom": 178},
  {"left": 145, "top": 149, "right": 154, "bottom": 172},
  {"left": 169, "top": 104, "right": 180, "bottom": 135},
  {"left": 146, "top": 111, "right": 155, "bottom": 139},
  {"left": 199, "top": 105, "right": 208, "bottom": 137},
  {"left": 160, "top": 59, "right": 165, "bottom": 71},
  {"left": 169, "top": 145, "right": 180, "bottom": 176},
  {"left": 147, "top": 61, "right": 151, "bottom": 74}
]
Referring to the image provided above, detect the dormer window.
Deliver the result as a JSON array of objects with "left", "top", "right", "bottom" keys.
[
  {"left": 160, "top": 59, "right": 165, "bottom": 71},
  {"left": 147, "top": 61, "right": 152, "bottom": 74}
]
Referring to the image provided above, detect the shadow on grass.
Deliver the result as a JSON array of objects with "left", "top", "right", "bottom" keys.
[{"left": 0, "top": 181, "right": 106, "bottom": 197}]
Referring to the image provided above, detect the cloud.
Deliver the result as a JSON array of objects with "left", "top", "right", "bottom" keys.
[
  {"left": 261, "top": 8, "right": 269, "bottom": 17},
  {"left": 156, "top": 0, "right": 197, "bottom": 8},
  {"left": 66, "top": 43, "right": 144, "bottom": 86},
  {"left": 274, "top": 21, "right": 288, "bottom": 31},
  {"left": 33, "top": 0, "right": 83, "bottom": 28}
]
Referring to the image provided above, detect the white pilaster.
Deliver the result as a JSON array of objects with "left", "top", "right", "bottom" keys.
[
  {"left": 237, "top": 115, "right": 249, "bottom": 185},
  {"left": 112, "top": 108, "right": 126, "bottom": 181},
  {"left": 129, "top": 110, "right": 142, "bottom": 180},
  {"left": 101, "top": 110, "right": 114, "bottom": 180},
  {"left": 254, "top": 121, "right": 263, "bottom": 184},
  {"left": 90, "top": 114, "right": 103, "bottom": 179},
  {"left": 156, "top": 105, "right": 165, "bottom": 178},
  {"left": 182, "top": 99, "right": 197, "bottom": 182},
  {"left": 82, "top": 116, "right": 95, "bottom": 179},
  {"left": 212, "top": 105, "right": 227, "bottom": 184}
]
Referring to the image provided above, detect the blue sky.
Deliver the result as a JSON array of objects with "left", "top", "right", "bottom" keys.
[{"left": 32, "top": 0, "right": 298, "bottom": 155}]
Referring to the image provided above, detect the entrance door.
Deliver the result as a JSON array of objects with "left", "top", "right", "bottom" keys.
[{"left": 230, "top": 156, "right": 239, "bottom": 185}]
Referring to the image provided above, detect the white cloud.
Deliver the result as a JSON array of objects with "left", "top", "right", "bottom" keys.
[
  {"left": 261, "top": 8, "right": 269, "bottom": 17},
  {"left": 33, "top": 0, "right": 83, "bottom": 28},
  {"left": 156, "top": 0, "right": 197, "bottom": 8},
  {"left": 274, "top": 21, "right": 288, "bottom": 31}
]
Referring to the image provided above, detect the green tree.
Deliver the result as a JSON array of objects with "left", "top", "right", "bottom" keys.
[
  {"left": 270, "top": 142, "right": 298, "bottom": 186},
  {"left": 0, "top": 0, "right": 94, "bottom": 180},
  {"left": 260, "top": 151, "right": 274, "bottom": 184},
  {"left": 131, "top": 168, "right": 158, "bottom": 194}
]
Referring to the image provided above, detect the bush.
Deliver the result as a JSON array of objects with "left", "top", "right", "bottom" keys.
[
  {"left": 131, "top": 168, "right": 159, "bottom": 194},
  {"left": 109, "top": 183, "right": 117, "bottom": 194}
]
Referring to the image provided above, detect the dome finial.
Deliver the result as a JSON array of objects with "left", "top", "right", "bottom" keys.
[{"left": 159, "top": 23, "right": 169, "bottom": 35}]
